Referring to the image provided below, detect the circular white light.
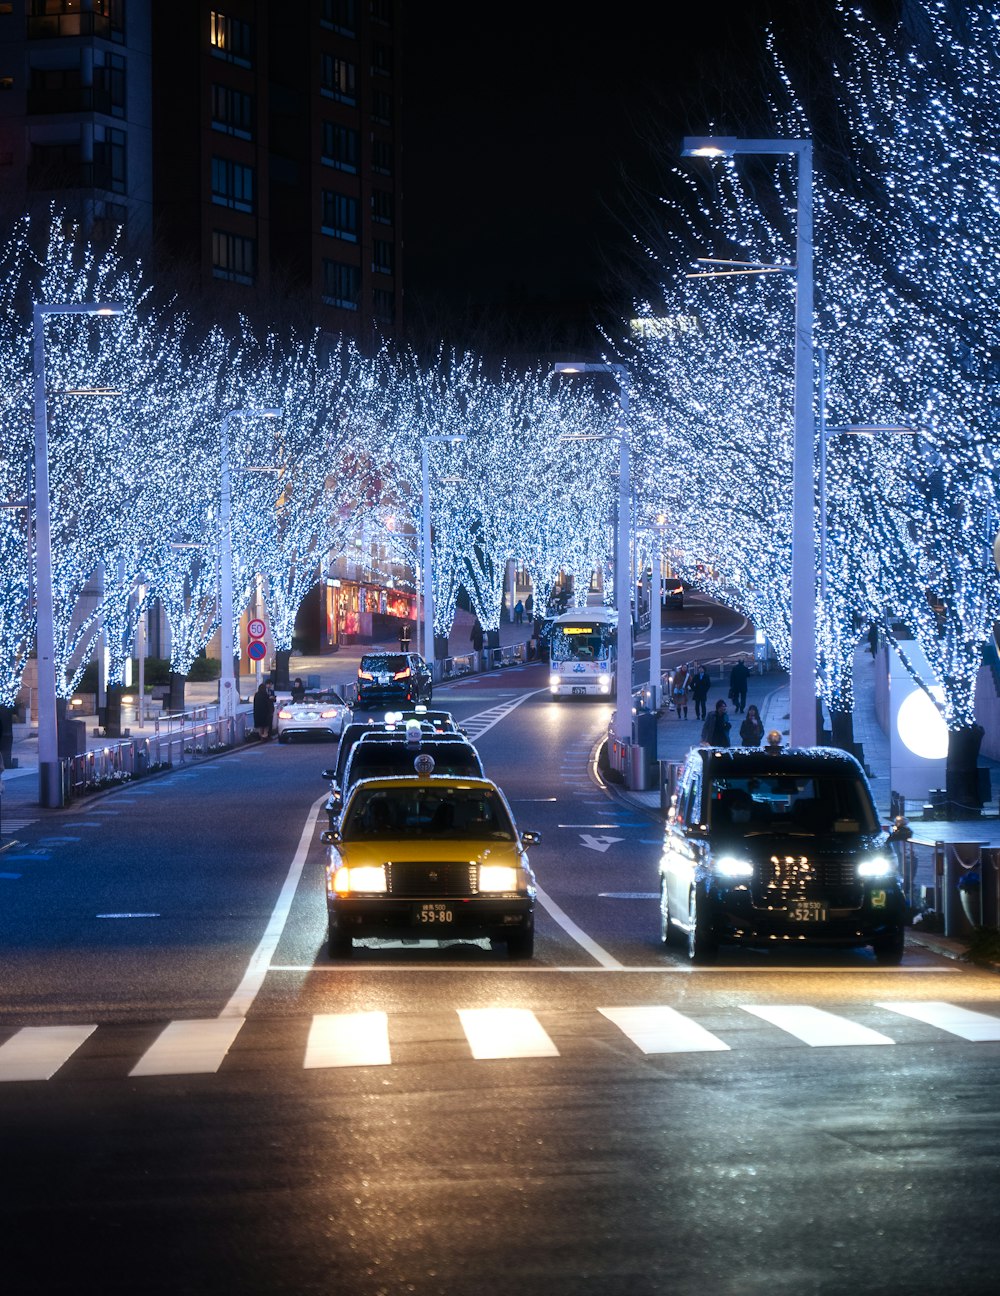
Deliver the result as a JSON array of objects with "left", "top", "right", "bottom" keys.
[{"left": 896, "top": 685, "right": 948, "bottom": 760}]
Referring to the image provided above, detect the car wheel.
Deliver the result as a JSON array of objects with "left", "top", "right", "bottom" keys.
[
  {"left": 872, "top": 927, "right": 905, "bottom": 965},
  {"left": 327, "top": 915, "right": 353, "bottom": 959},
  {"left": 659, "top": 876, "right": 678, "bottom": 947},
  {"left": 277, "top": 732, "right": 289, "bottom": 744},
  {"left": 687, "top": 889, "right": 718, "bottom": 965},
  {"left": 506, "top": 927, "right": 534, "bottom": 959}
]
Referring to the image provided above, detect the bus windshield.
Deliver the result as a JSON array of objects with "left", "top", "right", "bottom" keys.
[{"left": 550, "top": 621, "right": 616, "bottom": 663}]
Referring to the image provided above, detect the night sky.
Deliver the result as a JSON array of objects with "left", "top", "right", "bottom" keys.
[{"left": 399, "top": 2, "right": 851, "bottom": 354}]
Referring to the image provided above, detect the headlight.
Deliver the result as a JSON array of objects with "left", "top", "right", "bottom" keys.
[
  {"left": 858, "top": 855, "right": 898, "bottom": 879},
  {"left": 713, "top": 855, "right": 754, "bottom": 879},
  {"left": 549, "top": 674, "right": 560, "bottom": 689},
  {"left": 331, "top": 864, "right": 387, "bottom": 894},
  {"left": 479, "top": 864, "right": 520, "bottom": 893},
  {"left": 598, "top": 674, "right": 610, "bottom": 687}
]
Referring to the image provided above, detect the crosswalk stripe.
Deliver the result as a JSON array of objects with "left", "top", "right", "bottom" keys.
[
  {"left": 129, "top": 1017, "right": 246, "bottom": 1076},
  {"left": 457, "top": 1007, "right": 559, "bottom": 1059},
  {"left": 304, "top": 1012, "right": 391, "bottom": 1068},
  {"left": 0, "top": 1024, "right": 97, "bottom": 1081},
  {"left": 598, "top": 1005, "right": 730, "bottom": 1054},
  {"left": 877, "top": 1001, "right": 1000, "bottom": 1041},
  {"left": 741, "top": 1004, "right": 895, "bottom": 1047}
]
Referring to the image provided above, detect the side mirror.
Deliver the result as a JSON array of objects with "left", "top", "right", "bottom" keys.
[
  {"left": 521, "top": 830, "right": 541, "bottom": 846},
  {"left": 320, "top": 829, "right": 341, "bottom": 846},
  {"left": 321, "top": 768, "right": 336, "bottom": 780}
]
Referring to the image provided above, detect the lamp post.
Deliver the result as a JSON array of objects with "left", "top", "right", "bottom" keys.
[
  {"left": 420, "top": 435, "right": 466, "bottom": 672},
  {"left": 648, "top": 514, "right": 667, "bottom": 708},
  {"left": 553, "top": 362, "right": 632, "bottom": 749},
  {"left": 218, "top": 407, "right": 282, "bottom": 725},
  {"left": 33, "top": 301, "right": 123, "bottom": 808},
  {"left": 682, "top": 135, "right": 814, "bottom": 746}
]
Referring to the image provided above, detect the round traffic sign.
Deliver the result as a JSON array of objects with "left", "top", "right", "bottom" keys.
[
  {"left": 248, "top": 618, "right": 266, "bottom": 639},
  {"left": 247, "top": 639, "right": 267, "bottom": 661}
]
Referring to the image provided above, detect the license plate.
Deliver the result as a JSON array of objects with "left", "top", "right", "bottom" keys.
[
  {"left": 414, "top": 902, "right": 454, "bottom": 925},
  {"left": 572, "top": 686, "right": 587, "bottom": 695},
  {"left": 787, "top": 901, "right": 827, "bottom": 922}
]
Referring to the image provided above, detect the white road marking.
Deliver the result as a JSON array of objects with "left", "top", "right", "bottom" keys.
[
  {"left": 599, "top": 1005, "right": 730, "bottom": 1053},
  {"left": 130, "top": 1017, "right": 246, "bottom": 1076},
  {"left": 877, "top": 1000, "right": 1000, "bottom": 1041},
  {"left": 0, "top": 1024, "right": 96, "bottom": 1081},
  {"left": 457, "top": 1007, "right": 559, "bottom": 1059},
  {"left": 534, "top": 884, "right": 624, "bottom": 969},
  {"left": 304, "top": 1012, "right": 391, "bottom": 1068},
  {"left": 579, "top": 834, "right": 624, "bottom": 852},
  {"left": 742, "top": 1004, "right": 895, "bottom": 1047}
]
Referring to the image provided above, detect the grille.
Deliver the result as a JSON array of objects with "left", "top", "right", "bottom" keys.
[
  {"left": 754, "top": 853, "right": 861, "bottom": 905},
  {"left": 385, "top": 860, "right": 477, "bottom": 897}
]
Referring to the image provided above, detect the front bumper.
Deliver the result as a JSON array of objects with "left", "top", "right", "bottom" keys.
[
  {"left": 328, "top": 895, "right": 534, "bottom": 942},
  {"left": 706, "top": 883, "right": 905, "bottom": 947}
]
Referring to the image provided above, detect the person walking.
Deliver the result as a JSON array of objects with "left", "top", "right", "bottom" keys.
[
  {"left": 690, "top": 663, "right": 711, "bottom": 722},
  {"left": 513, "top": 599, "right": 524, "bottom": 624},
  {"left": 729, "top": 657, "right": 749, "bottom": 713},
  {"left": 470, "top": 616, "right": 484, "bottom": 653},
  {"left": 670, "top": 662, "right": 692, "bottom": 719},
  {"left": 739, "top": 704, "right": 764, "bottom": 747},
  {"left": 701, "top": 698, "right": 731, "bottom": 747},
  {"left": 524, "top": 593, "right": 533, "bottom": 620},
  {"left": 253, "top": 681, "right": 274, "bottom": 740}
]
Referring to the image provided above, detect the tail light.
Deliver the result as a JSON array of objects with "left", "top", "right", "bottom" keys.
[
  {"left": 277, "top": 708, "right": 292, "bottom": 719},
  {"left": 359, "top": 669, "right": 373, "bottom": 680},
  {"left": 393, "top": 667, "right": 411, "bottom": 680},
  {"left": 319, "top": 708, "right": 339, "bottom": 719}
]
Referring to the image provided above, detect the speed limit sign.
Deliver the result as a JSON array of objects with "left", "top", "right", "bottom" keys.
[{"left": 248, "top": 618, "right": 266, "bottom": 640}]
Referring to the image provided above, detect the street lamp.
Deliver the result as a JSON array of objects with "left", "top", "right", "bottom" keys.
[
  {"left": 218, "top": 406, "right": 282, "bottom": 726},
  {"left": 648, "top": 513, "right": 668, "bottom": 708},
  {"left": 682, "top": 134, "right": 815, "bottom": 746},
  {"left": 33, "top": 301, "right": 124, "bottom": 807},
  {"left": 420, "top": 435, "right": 466, "bottom": 671},
  {"left": 552, "top": 362, "right": 632, "bottom": 749}
]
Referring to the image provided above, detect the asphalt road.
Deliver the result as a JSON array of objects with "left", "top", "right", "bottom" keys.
[{"left": 3, "top": 621, "right": 1000, "bottom": 1295}]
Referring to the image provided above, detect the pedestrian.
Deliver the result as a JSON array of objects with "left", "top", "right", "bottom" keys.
[
  {"left": 690, "top": 663, "right": 711, "bottom": 722},
  {"left": 290, "top": 676, "right": 305, "bottom": 703},
  {"left": 266, "top": 681, "right": 277, "bottom": 736},
  {"left": 728, "top": 657, "right": 749, "bottom": 713},
  {"left": 253, "top": 680, "right": 274, "bottom": 740},
  {"left": 513, "top": 599, "right": 524, "bottom": 624},
  {"left": 701, "top": 698, "right": 731, "bottom": 747},
  {"left": 868, "top": 623, "right": 879, "bottom": 658},
  {"left": 670, "top": 662, "right": 692, "bottom": 719},
  {"left": 524, "top": 593, "right": 533, "bottom": 620},
  {"left": 739, "top": 704, "right": 764, "bottom": 747},
  {"left": 470, "top": 616, "right": 484, "bottom": 653}
]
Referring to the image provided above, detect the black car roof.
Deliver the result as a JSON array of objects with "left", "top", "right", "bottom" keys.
[{"left": 695, "top": 745, "right": 869, "bottom": 777}]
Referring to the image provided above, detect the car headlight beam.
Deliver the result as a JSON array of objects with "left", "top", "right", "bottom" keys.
[
  {"left": 713, "top": 855, "right": 754, "bottom": 879},
  {"left": 332, "top": 864, "right": 388, "bottom": 894},
  {"left": 858, "top": 856, "right": 898, "bottom": 879},
  {"left": 479, "top": 864, "right": 520, "bottom": 893}
]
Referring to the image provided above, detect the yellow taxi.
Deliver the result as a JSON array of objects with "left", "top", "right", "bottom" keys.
[{"left": 321, "top": 768, "right": 539, "bottom": 959}]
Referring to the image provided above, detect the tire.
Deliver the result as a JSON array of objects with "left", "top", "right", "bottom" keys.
[
  {"left": 687, "top": 889, "right": 718, "bottom": 965},
  {"left": 327, "top": 914, "right": 353, "bottom": 958},
  {"left": 872, "top": 927, "right": 905, "bottom": 965},
  {"left": 506, "top": 926, "right": 534, "bottom": 959},
  {"left": 277, "top": 732, "right": 289, "bottom": 744}
]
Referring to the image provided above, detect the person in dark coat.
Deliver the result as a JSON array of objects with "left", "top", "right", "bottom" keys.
[
  {"left": 729, "top": 658, "right": 750, "bottom": 713},
  {"left": 290, "top": 677, "right": 306, "bottom": 703},
  {"left": 701, "top": 699, "right": 731, "bottom": 747},
  {"left": 253, "top": 681, "right": 274, "bottom": 739},
  {"left": 739, "top": 704, "right": 764, "bottom": 747},
  {"left": 690, "top": 663, "right": 711, "bottom": 721},
  {"left": 470, "top": 617, "right": 484, "bottom": 653}
]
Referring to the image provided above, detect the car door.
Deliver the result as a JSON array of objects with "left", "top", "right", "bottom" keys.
[{"left": 662, "top": 763, "right": 704, "bottom": 924}]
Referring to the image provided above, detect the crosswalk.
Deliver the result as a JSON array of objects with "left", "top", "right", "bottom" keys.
[{"left": 2, "top": 1000, "right": 1000, "bottom": 1082}]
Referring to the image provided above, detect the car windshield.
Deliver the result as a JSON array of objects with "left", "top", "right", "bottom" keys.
[
  {"left": 708, "top": 772, "right": 879, "bottom": 835},
  {"left": 342, "top": 786, "right": 515, "bottom": 840},
  {"left": 297, "top": 690, "right": 345, "bottom": 706},
  {"left": 361, "top": 654, "right": 407, "bottom": 673}
]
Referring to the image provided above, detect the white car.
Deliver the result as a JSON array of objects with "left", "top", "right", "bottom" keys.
[{"left": 276, "top": 689, "right": 351, "bottom": 743}]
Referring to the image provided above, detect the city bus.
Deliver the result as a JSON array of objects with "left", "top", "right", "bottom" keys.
[{"left": 548, "top": 606, "right": 618, "bottom": 699}]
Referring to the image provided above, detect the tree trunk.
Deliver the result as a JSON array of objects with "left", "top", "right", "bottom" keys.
[
  {"left": 169, "top": 671, "right": 186, "bottom": 713},
  {"left": 946, "top": 723, "right": 985, "bottom": 818},
  {"left": 830, "top": 708, "right": 856, "bottom": 753},
  {"left": 273, "top": 649, "right": 292, "bottom": 690}
]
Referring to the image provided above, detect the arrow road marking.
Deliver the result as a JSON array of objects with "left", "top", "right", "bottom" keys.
[{"left": 580, "top": 833, "right": 623, "bottom": 853}]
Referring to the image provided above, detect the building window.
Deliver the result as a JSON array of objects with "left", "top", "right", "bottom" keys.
[
  {"left": 321, "top": 0, "right": 356, "bottom": 35},
  {"left": 372, "top": 239, "right": 393, "bottom": 275},
  {"left": 369, "top": 0, "right": 392, "bottom": 26},
  {"left": 321, "top": 122, "right": 358, "bottom": 173},
  {"left": 322, "top": 191, "right": 358, "bottom": 242},
  {"left": 213, "top": 230, "right": 256, "bottom": 284},
  {"left": 211, "top": 84, "right": 253, "bottom": 139},
  {"left": 93, "top": 125, "right": 125, "bottom": 193},
  {"left": 371, "top": 42, "right": 392, "bottom": 77},
  {"left": 210, "top": 11, "right": 252, "bottom": 68},
  {"left": 371, "top": 89, "right": 392, "bottom": 126},
  {"left": 94, "top": 51, "right": 126, "bottom": 117},
  {"left": 211, "top": 157, "right": 254, "bottom": 212},
  {"left": 371, "top": 189, "right": 393, "bottom": 225},
  {"left": 371, "top": 137, "right": 392, "bottom": 175},
  {"left": 373, "top": 286, "right": 394, "bottom": 321},
  {"left": 320, "top": 53, "right": 356, "bottom": 104},
  {"left": 323, "top": 259, "right": 359, "bottom": 310}
]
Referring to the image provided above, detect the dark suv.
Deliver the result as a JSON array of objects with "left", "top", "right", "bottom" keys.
[
  {"left": 658, "top": 744, "right": 904, "bottom": 964},
  {"left": 356, "top": 652, "right": 433, "bottom": 709}
]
